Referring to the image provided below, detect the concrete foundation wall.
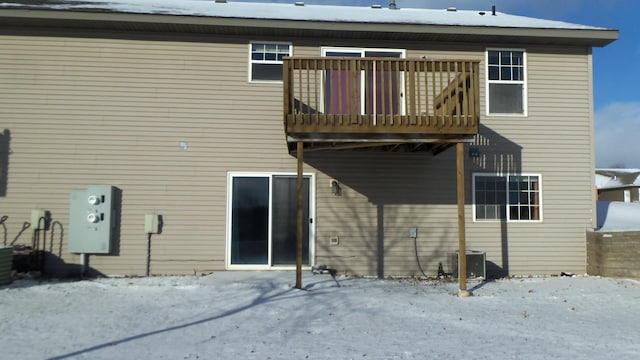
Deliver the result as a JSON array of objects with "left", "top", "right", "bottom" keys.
[{"left": 587, "top": 230, "right": 640, "bottom": 278}]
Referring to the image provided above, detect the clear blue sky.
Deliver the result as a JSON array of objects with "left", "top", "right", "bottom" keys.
[{"left": 238, "top": 0, "right": 638, "bottom": 168}]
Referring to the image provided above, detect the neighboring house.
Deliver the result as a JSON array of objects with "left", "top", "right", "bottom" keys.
[
  {"left": 0, "top": 1, "right": 617, "bottom": 278},
  {"left": 596, "top": 169, "right": 640, "bottom": 202},
  {"left": 591, "top": 169, "right": 640, "bottom": 278}
]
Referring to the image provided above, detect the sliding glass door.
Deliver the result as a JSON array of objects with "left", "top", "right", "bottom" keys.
[
  {"left": 230, "top": 177, "right": 270, "bottom": 265},
  {"left": 324, "top": 50, "right": 362, "bottom": 115},
  {"left": 272, "top": 176, "right": 310, "bottom": 265},
  {"left": 228, "top": 173, "right": 313, "bottom": 268},
  {"left": 363, "top": 50, "right": 402, "bottom": 116},
  {"left": 322, "top": 48, "right": 405, "bottom": 116}
]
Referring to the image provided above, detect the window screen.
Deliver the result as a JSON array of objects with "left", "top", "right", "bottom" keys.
[
  {"left": 487, "top": 50, "right": 525, "bottom": 115},
  {"left": 250, "top": 43, "right": 291, "bottom": 82}
]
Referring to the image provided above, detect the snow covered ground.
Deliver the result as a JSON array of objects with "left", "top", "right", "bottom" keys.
[{"left": 1, "top": 272, "right": 639, "bottom": 359}]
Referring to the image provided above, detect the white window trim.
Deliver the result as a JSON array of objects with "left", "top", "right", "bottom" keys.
[
  {"left": 320, "top": 47, "right": 406, "bottom": 115},
  {"left": 225, "top": 171, "right": 316, "bottom": 270},
  {"left": 485, "top": 48, "right": 528, "bottom": 117},
  {"left": 472, "top": 173, "right": 543, "bottom": 223},
  {"left": 248, "top": 41, "right": 292, "bottom": 83},
  {"left": 321, "top": 47, "right": 407, "bottom": 57}
]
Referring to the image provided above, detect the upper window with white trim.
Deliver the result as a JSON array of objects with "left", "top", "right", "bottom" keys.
[
  {"left": 249, "top": 42, "right": 291, "bottom": 82},
  {"left": 473, "top": 174, "right": 542, "bottom": 222},
  {"left": 486, "top": 49, "right": 526, "bottom": 115}
]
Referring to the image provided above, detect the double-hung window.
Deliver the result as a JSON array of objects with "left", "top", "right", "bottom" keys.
[
  {"left": 474, "top": 174, "right": 542, "bottom": 222},
  {"left": 249, "top": 42, "right": 291, "bottom": 82},
  {"left": 486, "top": 49, "right": 526, "bottom": 115}
]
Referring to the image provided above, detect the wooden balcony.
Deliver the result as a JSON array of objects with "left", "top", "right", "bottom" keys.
[{"left": 284, "top": 57, "right": 480, "bottom": 152}]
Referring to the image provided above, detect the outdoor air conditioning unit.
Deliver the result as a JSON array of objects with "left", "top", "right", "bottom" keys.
[{"left": 451, "top": 250, "right": 486, "bottom": 279}]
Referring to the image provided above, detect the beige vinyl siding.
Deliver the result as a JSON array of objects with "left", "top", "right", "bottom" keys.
[
  {"left": 1, "top": 31, "right": 596, "bottom": 277},
  {"left": 310, "top": 150, "right": 462, "bottom": 277},
  {"left": 1, "top": 33, "right": 295, "bottom": 275},
  {"left": 466, "top": 45, "right": 595, "bottom": 276}
]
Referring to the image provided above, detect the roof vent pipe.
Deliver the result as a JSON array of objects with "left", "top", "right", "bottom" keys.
[
  {"left": 389, "top": 0, "right": 397, "bottom": 10},
  {"left": 492, "top": 5, "right": 496, "bottom": 16}
]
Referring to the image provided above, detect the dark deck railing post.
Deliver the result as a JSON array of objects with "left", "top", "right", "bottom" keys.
[{"left": 283, "top": 58, "right": 290, "bottom": 132}]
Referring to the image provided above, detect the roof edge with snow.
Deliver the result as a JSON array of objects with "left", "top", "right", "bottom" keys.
[{"left": 0, "top": 1, "right": 619, "bottom": 46}]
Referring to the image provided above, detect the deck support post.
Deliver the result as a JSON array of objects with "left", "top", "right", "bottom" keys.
[
  {"left": 456, "top": 142, "right": 470, "bottom": 296},
  {"left": 295, "top": 141, "right": 304, "bottom": 289}
]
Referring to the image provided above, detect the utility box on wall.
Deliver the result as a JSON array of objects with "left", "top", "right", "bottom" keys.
[
  {"left": 144, "top": 213, "right": 161, "bottom": 234},
  {"left": 69, "top": 185, "right": 116, "bottom": 254}
]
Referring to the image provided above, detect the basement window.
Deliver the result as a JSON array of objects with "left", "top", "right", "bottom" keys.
[
  {"left": 249, "top": 42, "right": 291, "bottom": 82},
  {"left": 486, "top": 49, "right": 527, "bottom": 116},
  {"left": 473, "top": 174, "right": 542, "bottom": 222}
]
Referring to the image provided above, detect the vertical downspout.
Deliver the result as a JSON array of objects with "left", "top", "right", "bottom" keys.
[
  {"left": 377, "top": 204, "right": 384, "bottom": 279},
  {"left": 586, "top": 47, "right": 596, "bottom": 274},
  {"left": 146, "top": 233, "right": 152, "bottom": 277},
  {"left": 80, "top": 253, "right": 86, "bottom": 278}
]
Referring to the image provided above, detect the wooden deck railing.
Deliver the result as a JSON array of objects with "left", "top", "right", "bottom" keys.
[{"left": 284, "top": 57, "right": 480, "bottom": 140}]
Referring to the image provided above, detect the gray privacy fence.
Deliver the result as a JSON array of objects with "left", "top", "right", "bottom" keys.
[{"left": 587, "top": 230, "right": 640, "bottom": 278}]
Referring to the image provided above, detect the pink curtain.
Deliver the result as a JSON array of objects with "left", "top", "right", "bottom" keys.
[
  {"left": 325, "top": 70, "right": 360, "bottom": 115},
  {"left": 366, "top": 69, "right": 400, "bottom": 115}
]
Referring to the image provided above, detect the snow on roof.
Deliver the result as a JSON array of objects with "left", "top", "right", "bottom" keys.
[
  {"left": 0, "top": 0, "right": 613, "bottom": 31},
  {"left": 596, "top": 169, "right": 640, "bottom": 190}
]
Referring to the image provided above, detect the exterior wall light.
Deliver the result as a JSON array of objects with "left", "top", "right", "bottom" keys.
[
  {"left": 330, "top": 179, "right": 342, "bottom": 196},
  {"left": 469, "top": 146, "right": 480, "bottom": 158}
]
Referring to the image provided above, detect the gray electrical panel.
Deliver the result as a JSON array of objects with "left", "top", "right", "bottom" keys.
[{"left": 69, "top": 185, "right": 116, "bottom": 254}]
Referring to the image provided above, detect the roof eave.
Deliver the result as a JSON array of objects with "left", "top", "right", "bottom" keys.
[{"left": 0, "top": 9, "right": 619, "bottom": 47}]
